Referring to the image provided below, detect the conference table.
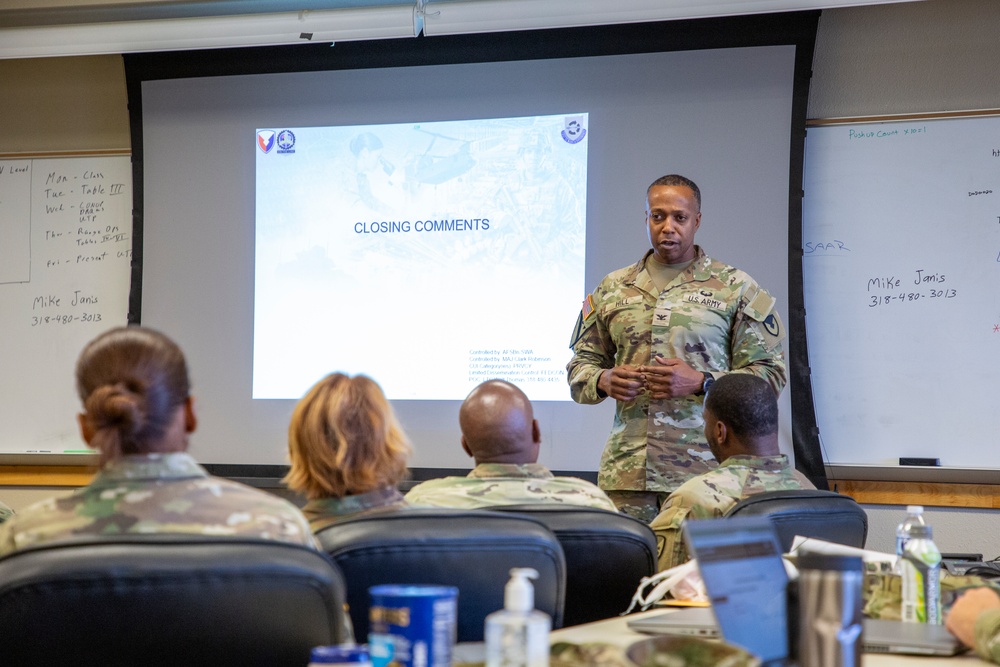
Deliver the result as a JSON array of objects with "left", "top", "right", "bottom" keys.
[{"left": 545, "top": 609, "right": 989, "bottom": 666}]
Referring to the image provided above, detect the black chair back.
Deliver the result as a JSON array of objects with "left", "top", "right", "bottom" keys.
[
  {"left": 316, "top": 508, "right": 566, "bottom": 642},
  {"left": 490, "top": 504, "right": 656, "bottom": 625},
  {"left": 725, "top": 489, "right": 869, "bottom": 552},
  {"left": 0, "top": 536, "right": 349, "bottom": 667}
]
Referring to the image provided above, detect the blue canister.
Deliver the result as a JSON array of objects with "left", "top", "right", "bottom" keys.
[
  {"left": 309, "top": 645, "right": 373, "bottom": 667},
  {"left": 368, "top": 585, "right": 458, "bottom": 667}
]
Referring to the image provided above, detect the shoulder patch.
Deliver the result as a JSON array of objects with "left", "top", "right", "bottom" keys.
[
  {"left": 739, "top": 284, "right": 784, "bottom": 351},
  {"left": 568, "top": 294, "right": 597, "bottom": 349},
  {"left": 743, "top": 286, "right": 776, "bottom": 322},
  {"left": 751, "top": 309, "right": 785, "bottom": 351},
  {"left": 569, "top": 298, "right": 597, "bottom": 349}
]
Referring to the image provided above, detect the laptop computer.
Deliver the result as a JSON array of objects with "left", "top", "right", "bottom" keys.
[{"left": 627, "top": 517, "right": 965, "bottom": 660}]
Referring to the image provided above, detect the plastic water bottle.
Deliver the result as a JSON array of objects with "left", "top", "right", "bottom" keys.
[
  {"left": 895, "top": 505, "right": 926, "bottom": 561},
  {"left": 900, "top": 524, "right": 942, "bottom": 624}
]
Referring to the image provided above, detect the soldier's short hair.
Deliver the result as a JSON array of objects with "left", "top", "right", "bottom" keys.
[
  {"left": 647, "top": 174, "right": 701, "bottom": 209},
  {"left": 459, "top": 379, "right": 535, "bottom": 461},
  {"left": 285, "top": 373, "right": 411, "bottom": 500},
  {"left": 704, "top": 374, "right": 777, "bottom": 440},
  {"left": 75, "top": 326, "right": 190, "bottom": 466}
]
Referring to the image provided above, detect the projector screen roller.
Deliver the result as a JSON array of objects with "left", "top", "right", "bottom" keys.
[
  {"left": 137, "top": 42, "right": 796, "bottom": 470},
  {"left": 253, "top": 114, "right": 588, "bottom": 401}
]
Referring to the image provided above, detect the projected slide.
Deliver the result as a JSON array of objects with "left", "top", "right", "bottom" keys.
[{"left": 253, "top": 113, "right": 588, "bottom": 400}]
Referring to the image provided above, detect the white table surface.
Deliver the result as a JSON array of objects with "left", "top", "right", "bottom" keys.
[{"left": 548, "top": 608, "right": 989, "bottom": 666}]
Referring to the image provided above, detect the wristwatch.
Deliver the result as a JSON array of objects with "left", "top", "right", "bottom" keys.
[{"left": 700, "top": 372, "right": 715, "bottom": 396}]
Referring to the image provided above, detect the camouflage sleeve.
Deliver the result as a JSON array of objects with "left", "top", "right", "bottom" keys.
[
  {"left": 403, "top": 479, "right": 477, "bottom": 509},
  {"left": 649, "top": 496, "right": 693, "bottom": 572},
  {"left": 0, "top": 502, "right": 13, "bottom": 524},
  {"left": 566, "top": 286, "right": 616, "bottom": 405},
  {"left": 587, "top": 490, "right": 622, "bottom": 513},
  {"left": 975, "top": 608, "right": 1000, "bottom": 663},
  {"left": 728, "top": 282, "right": 787, "bottom": 395},
  {"left": 0, "top": 519, "right": 17, "bottom": 557}
]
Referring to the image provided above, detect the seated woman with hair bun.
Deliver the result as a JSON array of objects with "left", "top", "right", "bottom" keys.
[
  {"left": 0, "top": 326, "right": 316, "bottom": 555},
  {"left": 285, "top": 373, "right": 411, "bottom": 531}
]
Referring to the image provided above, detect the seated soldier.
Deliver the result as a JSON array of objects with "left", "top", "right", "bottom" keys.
[
  {"left": 650, "top": 373, "right": 815, "bottom": 571},
  {"left": 405, "top": 379, "right": 617, "bottom": 511},
  {"left": 0, "top": 326, "right": 315, "bottom": 555},
  {"left": 284, "top": 372, "right": 411, "bottom": 531}
]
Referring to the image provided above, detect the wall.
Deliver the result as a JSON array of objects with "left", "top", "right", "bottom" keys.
[
  {"left": 0, "top": 55, "right": 129, "bottom": 511},
  {"left": 865, "top": 505, "right": 998, "bottom": 556},
  {"left": 809, "top": 0, "right": 1000, "bottom": 557},
  {"left": 3, "top": 1, "right": 1000, "bottom": 558},
  {"left": 809, "top": 0, "right": 1000, "bottom": 119},
  {"left": 0, "top": 56, "right": 129, "bottom": 154}
]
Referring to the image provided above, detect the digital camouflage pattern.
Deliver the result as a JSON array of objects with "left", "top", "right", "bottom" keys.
[
  {"left": 648, "top": 455, "right": 813, "bottom": 571},
  {"left": 605, "top": 490, "right": 669, "bottom": 524},
  {"left": 863, "top": 570, "right": 1000, "bottom": 659},
  {"left": 302, "top": 486, "right": 408, "bottom": 532},
  {"left": 550, "top": 637, "right": 760, "bottom": 667},
  {"left": 550, "top": 641, "right": 632, "bottom": 667},
  {"left": 404, "top": 463, "right": 619, "bottom": 511},
  {"left": 0, "top": 500, "right": 12, "bottom": 524},
  {"left": 0, "top": 452, "right": 316, "bottom": 555},
  {"left": 863, "top": 571, "right": 993, "bottom": 622},
  {"left": 567, "top": 247, "right": 786, "bottom": 495},
  {"left": 973, "top": 602, "right": 1000, "bottom": 663},
  {"left": 626, "top": 635, "right": 761, "bottom": 667}
]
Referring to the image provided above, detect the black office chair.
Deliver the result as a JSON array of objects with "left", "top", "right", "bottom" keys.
[
  {"left": 316, "top": 508, "right": 566, "bottom": 642},
  {"left": 724, "top": 489, "right": 869, "bottom": 552},
  {"left": 0, "top": 536, "right": 349, "bottom": 667},
  {"left": 490, "top": 504, "right": 657, "bottom": 626}
]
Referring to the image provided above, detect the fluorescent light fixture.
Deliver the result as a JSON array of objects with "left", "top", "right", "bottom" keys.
[
  {"left": 421, "top": 0, "right": 923, "bottom": 35},
  {"left": 0, "top": 6, "right": 420, "bottom": 58}
]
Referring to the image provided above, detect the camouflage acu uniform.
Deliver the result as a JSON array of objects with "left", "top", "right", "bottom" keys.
[
  {"left": 864, "top": 570, "right": 994, "bottom": 621},
  {"left": 0, "top": 500, "right": 13, "bottom": 524},
  {"left": 0, "top": 452, "right": 316, "bottom": 556},
  {"left": 567, "top": 246, "right": 786, "bottom": 496},
  {"left": 404, "top": 463, "right": 619, "bottom": 511},
  {"left": 302, "top": 486, "right": 408, "bottom": 532},
  {"left": 649, "top": 454, "right": 812, "bottom": 571},
  {"left": 864, "top": 571, "right": 1000, "bottom": 659},
  {"left": 974, "top": 606, "right": 1000, "bottom": 663}
]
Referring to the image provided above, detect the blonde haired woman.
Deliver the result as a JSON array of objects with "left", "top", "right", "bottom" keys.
[
  {"left": 0, "top": 326, "right": 315, "bottom": 555},
  {"left": 285, "top": 373, "right": 411, "bottom": 531}
]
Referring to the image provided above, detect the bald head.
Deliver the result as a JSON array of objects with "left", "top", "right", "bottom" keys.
[{"left": 459, "top": 380, "right": 541, "bottom": 464}]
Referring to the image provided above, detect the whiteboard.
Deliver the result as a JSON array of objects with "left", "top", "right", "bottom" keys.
[
  {"left": 0, "top": 155, "right": 132, "bottom": 457},
  {"left": 803, "top": 116, "right": 1000, "bottom": 469}
]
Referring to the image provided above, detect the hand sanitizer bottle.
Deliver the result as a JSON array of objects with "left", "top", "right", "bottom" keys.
[{"left": 485, "top": 568, "right": 551, "bottom": 667}]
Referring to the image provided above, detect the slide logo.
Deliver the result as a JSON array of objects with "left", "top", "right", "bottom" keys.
[
  {"left": 257, "top": 131, "right": 276, "bottom": 153},
  {"left": 277, "top": 130, "right": 296, "bottom": 154},
  {"left": 561, "top": 116, "right": 586, "bottom": 144}
]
